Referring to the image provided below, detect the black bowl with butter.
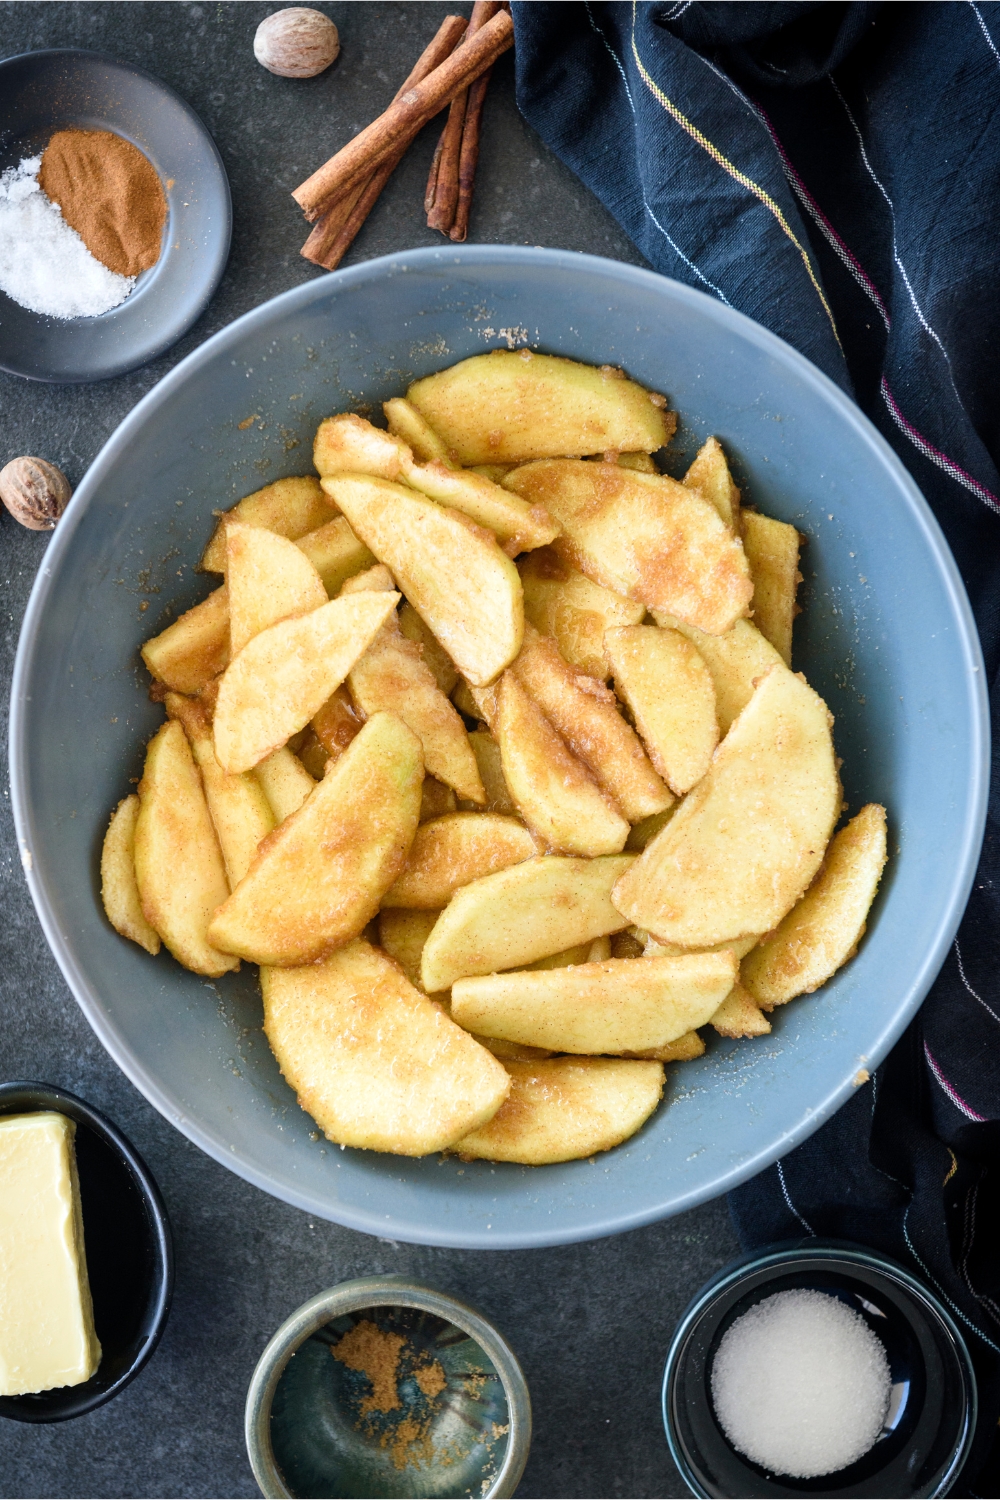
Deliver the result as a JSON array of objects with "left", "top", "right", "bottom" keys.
[
  {"left": 663, "top": 1240, "right": 977, "bottom": 1498},
  {"left": 0, "top": 1081, "right": 173, "bottom": 1422}
]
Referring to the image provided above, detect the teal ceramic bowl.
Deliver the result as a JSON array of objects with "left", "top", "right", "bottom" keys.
[
  {"left": 9, "top": 246, "right": 988, "bottom": 1247},
  {"left": 244, "top": 1278, "right": 531, "bottom": 1499}
]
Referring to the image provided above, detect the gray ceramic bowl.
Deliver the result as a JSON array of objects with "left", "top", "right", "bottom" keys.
[
  {"left": 245, "top": 1278, "right": 531, "bottom": 1499},
  {"left": 9, "top": 246, "right": 988, "bottom": 1248}
]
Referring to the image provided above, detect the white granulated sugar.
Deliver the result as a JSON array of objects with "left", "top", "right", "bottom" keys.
[
  {"left": 711, "top": 1288, "right": 892, "bottom": 1479},
  {"left": 0, "top": 155, "right": 135, "bottom": 319}
]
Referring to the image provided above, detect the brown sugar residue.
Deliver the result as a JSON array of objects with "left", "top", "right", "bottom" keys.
[
  {"left": 329, "top": 1320, "right": 456, "bottom": 1474},
  {"left": 385, "top": 1415, "right": 434, "bottom": 1471},
  {"left": 414, "top": 1358, "right": 447, "bottom": 1398},
  {"left": 331, "top": 1320, "right": 405, "bottom": 1414}
]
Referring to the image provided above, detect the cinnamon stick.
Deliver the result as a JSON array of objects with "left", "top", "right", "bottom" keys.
[
  {"left": 426, "top": 1, "right": 500, "bottom": 233},
  {"left": 301, "top": 13, "right": 467, "bottom": 269},
  {"left": 293, "top": 8, "right": 514, "bottom": 221},
  {"left": 424, "top": 132, "right": 446, "bottom": 215},
  {"left": 450, "top": 65, "right": 492, "bottom": 243},
  {"left": 426, "top": 93, "right": 468, "bottom": 229}
]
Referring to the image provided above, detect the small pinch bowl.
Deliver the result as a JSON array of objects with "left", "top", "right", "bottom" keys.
[
  {"left": 662, "top": 1240, "right": 977, "bottom": 1498},
  {"left": 0, "top": 1081, "right": 173, "bottom": 1422},
  {"left": 245, "top": 1277, "right": 531, "bottom": 1499}
]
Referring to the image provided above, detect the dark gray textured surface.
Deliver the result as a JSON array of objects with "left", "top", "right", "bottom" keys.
[{"left": 0, "top": 5, "right": 741, "bottom": 1495}]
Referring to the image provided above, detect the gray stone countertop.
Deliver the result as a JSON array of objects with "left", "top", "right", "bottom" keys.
[{"left": 0, "top": 4, "right": 742, "bottom": 1495}]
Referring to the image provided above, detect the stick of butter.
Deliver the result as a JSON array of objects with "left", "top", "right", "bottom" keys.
[{"left": 0, "top": 1112, "right": 102, "bottom": 1396}]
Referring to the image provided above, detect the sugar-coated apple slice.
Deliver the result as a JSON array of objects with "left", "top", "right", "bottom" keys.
[
  {"left": 613, "top": 664, "right": 840, "bottom": 948},
  {"left": 207, "top": 712, "right": 422, "bottom": 966},
  {"left": 740, "top": 510, "right": 802, "bottom": 667},
  {"left": 314, "top": 412, "right": 558, "bottom": 551},
  {"left": 321, "top": 474, "right": 523, "bottom": 687},
  {"left": 452, "top": 1057, "right": 664, "bottom": 1164},
  {"left": 253, "top": 746, "right": 315, "bottom": 823},
  {"left": 495, "top": 672, "right": 629, "bottom": 856},
  {"left": 398, "top": 601, "right": 458, "bottom": 696},
  {"left": 709, "top": 982, "right": 772, "bottom": 1037},
  {"left": 378, "top": 908, "right": 442, "bottom": 990},
  {"left": 226, "top": 523, "right": 328, "bottom": 657},
  {"left": 651, "top": 613, "right": 784, "bottom": 735},
  {"left": 294, "top": 516, "right": 376, "bottom": 597},
  {"left": 100, "top": 795, "right": 161, "bottom": 955},
  {"left": 682, "top": 437, "right": 741, "bottom": 530},
  {"left": 604, "top": 624, "right": 718, "bottom": 795},
  {"left": 165, "top": 693, "right": 275, "bottom": 887},
  {"left": 133, "top": 720, "right": 238, "bottom": 976},
  {"left": 341, "top": 566, "right": 485, "bottom": 803},
  {"left": 512, "top": 624, "right": 672, "bottom": 821},
  {"left": 505, "top": 460, "right": 752, "bottom": 636},
  {"left": 200, "top": 476, "right": 331, "bottom": 573},
  {"left": 383, "top": 812, "right": 539, "bottom": 909},
  {"left": 741, "top": 803, "right": 887, "bottom": 1008},
  {"left": 406, "top": 350, "right": 674, "bottom": 465},
  {"left": 420, "top": 852, "right": 635, "bottom": 992},
  {"left": 450, "top": 950, "right": 738, "bottom": 1055},
  {"left": 262, "top": 940, "right": 510, "bottom": 1156},
  {"left": 141, "top": 585, "right": 229, "bottom": 695},
  {"left": 213, "top": 591, "right": 399, "bottom": 773},
  {"left": 519, "top": 546, "right": 645, "bottom": 680}
]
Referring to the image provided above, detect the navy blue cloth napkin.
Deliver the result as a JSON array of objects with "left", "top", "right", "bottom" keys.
[{"left": 512, "top": 3, "right": 1000, "bottom": 1489}]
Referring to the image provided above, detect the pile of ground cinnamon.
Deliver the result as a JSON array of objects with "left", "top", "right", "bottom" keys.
[{"left": 38, "top": 128, "right": 166, "bottom": 278}]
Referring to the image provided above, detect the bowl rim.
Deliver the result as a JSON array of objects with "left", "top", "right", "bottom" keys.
[
  {"left": 660, "top": 1239, "right": 979, "bottom": 1498},
  {"left": 0, "top": 1080, "right": 174, "bottom": 1422},
  {"left": 0, "top": 45, "right": 232, "bottom": 384},
  {"left": 8, "top": 244, "right": 990, "bottom": 1247},
  {"left": 244, "top": 1275, "right": 532, "bottom": 1500}
]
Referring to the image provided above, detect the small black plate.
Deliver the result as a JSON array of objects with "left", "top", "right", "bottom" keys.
[
  {"left": 0, "top": 48, "right": 231, "bottom": 382},
  {"left": 0, "top": 1081, "right": 173, "bottom": 1422}
]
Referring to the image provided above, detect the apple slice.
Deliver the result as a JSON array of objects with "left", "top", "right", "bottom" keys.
[
  {"left": 314, "top": 412, "right": 558, "bottom": 551},
  {"left": 378, "top": 908, "right": 442, "bottom": 990},
  {"left": 213, "top": 591, "right": 398, "bottom": 773},
  {"left": 141, "top": 585, "right": 229, "bottom": 694},
  {"left": 253, "top": 746, "right": 315, "bottom": 823},
  {"left": 295, "top": 516, "right": 376, "bottom": 596},
  {"left": 741, "top": 803, "right": 887, "bottom": 1008},
  {"left": 165, "top": 693, "right": 275, "bottom": 886},
  {"left": 519, "top": 546, "right": 645, "bottom": 680},
  {"left": 710, "top": 983, "right": 772, "bottom": 1037},
  {"left": 133, "top": 721, "right": 238, "bottom": 976},
  {"left": 420, "top": 852, "right": 635, "bottom": 992},
  {"left": 207, "top": 712, "right": 422, "bottom": 965},
  {"left": 226, "top": 523, "right": 328, "bottom": 657},
  {"left": 342, "top": 566, "right": 485, "bottom": 803},
  {"left": 504, "top": 460, "right": 752, "bottom": 635},
  {"left": 383, "top": 813, "right": 539, "bottom": 909},
  {"left": 100, "top": 795, "right": 161, "bottom": 955},
  {"left": 200, "top": 476, "right": 331, "bottom": 572},
  {"left": 683, "top": 437, "right": 740, "bottom": 530},
  {"left": 651, "top": 614, "right": 784, "bottom": 735},
  {"left": 453, "top": 1057, "right": 664, "bottom": 1164},
  {"left": 406, "top": 350, "right": 674, "bottom": 464},
  {"left": 495, "top": 672, "right": 629, "bottom": 856},
  {"left": 740, "top": 510, "right": 802, "bottom": 666},
  {"left": 450, "top": 950, "right": 738, "bottom": 1054},
  {"left": 262, "top": 940, "right": 510, "bottom": 1155},
  {"left": 322, "top": 474, "right": 523, "bottom": 686},
  {"left": 512, "top": 624, "right": 672, "bottom": 821},
  {"left": 604, "top": 625, "right": 718, "bottom": 795},
  {"left": 613, "top": 664, "right": 840, "bottom": 948}
]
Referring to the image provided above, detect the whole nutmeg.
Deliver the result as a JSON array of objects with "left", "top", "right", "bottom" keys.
[
  {"left": 254, "top": 8, "right": 339, "bottom": 78},
  {"left": 0, "top": 456, "right": 72, "bottom": 531}
]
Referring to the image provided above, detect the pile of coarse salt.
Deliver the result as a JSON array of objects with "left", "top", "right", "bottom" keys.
[
  {"left": 711, "top": 1288, "right": 892, "bottom": 1479},
  {"left": 0, "top": 155, "right": 135, "bottom": 319}
]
